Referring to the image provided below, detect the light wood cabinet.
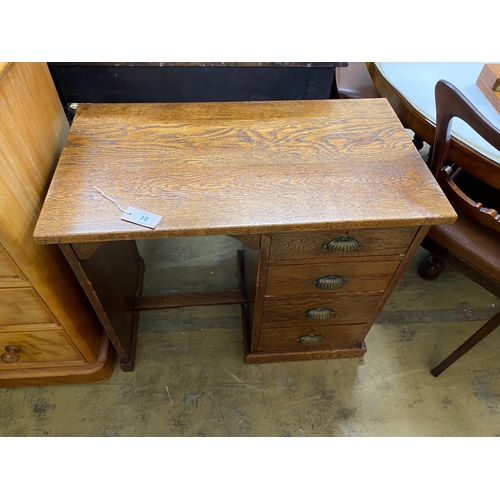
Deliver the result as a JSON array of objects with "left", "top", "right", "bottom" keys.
[{"left": 0, "top": 63, "right": 113, "bottom": 386}]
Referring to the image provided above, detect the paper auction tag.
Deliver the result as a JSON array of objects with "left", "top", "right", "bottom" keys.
[{"left": 121, "top": 206, "right": 162, "bottom": 229}]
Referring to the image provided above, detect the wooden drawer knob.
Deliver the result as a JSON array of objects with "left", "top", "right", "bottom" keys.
[
  {"left": 303, "top": 307, "right": 335, "bottom": 320},
  {"left": 322, "top": 235, "right": 362, "bottom": 253},
  {"left": 296, "top": 334, "right": 324, "bottom": 345},
  {"left": 1, "top": 345, "right": 22, "bottom": 363},
  {"left": 312, "top": 275, "right": 348, "bottom": 290}
]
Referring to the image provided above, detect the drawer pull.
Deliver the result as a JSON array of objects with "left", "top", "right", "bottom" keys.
[
  {"left": 1, "top": 345, "right": 22, "bottom": 363},
  {"left": 303, "top": 307, "right": 335, "bottom": 320},
  {"left": 296, "top": 334, "right": 324, "bottom": 345},
  {"left": 312, "top": 275, "right": 348, "bottom": 290},
  {"left": 322, "top": 235, "right": 362, "bottom": 253}
]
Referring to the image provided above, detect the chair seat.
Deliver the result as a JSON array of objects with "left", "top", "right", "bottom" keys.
[
  {"left": 336, "top": 63, "right": 381, "bottom": 99},
  {"left": 427, "top": 208, "right": 500, "bottom": 284}
]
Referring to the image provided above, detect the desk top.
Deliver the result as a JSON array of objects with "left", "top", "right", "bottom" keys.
[{"left": 34, "top": 99, "right": 456, "bottom": 244}]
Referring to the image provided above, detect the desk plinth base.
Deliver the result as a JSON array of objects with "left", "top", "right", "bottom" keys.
[{"left": 244, "top": 344, "right": 367, "bottom": 364}]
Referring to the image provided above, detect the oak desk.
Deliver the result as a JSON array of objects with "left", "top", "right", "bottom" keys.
[{"left": 34, "top": 99, "right": 456, "bottom": 370}]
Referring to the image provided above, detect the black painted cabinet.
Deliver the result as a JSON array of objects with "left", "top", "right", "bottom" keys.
[{"left": 48, "top": 62, "right": 346, "bottom": 108}]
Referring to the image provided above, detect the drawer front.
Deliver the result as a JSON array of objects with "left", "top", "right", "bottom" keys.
[
  {"left": 270, "top": 227, "right": 416, "bottom": 262},
  {"left": 0, "top": 288, "right": 59, "bottom": 331},
  {"left": 258, "top": 324, "right": 366, "bottom": 351},
  {"left": 0, "top": 329, "right": 84, "bottom": 369},
  {"left": 265, "top": 260, "right": 400, "bottom": 297},
  {"left": 0, "top": 244, "right": 26, "bottom": 282},
  {"left": 262, "top": 293, "right": 382, "bottom": 327}
]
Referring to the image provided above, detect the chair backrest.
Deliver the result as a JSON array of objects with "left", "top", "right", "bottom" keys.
[
  {"left": 430, "top": 80, "right": 500, "bottom": 232},
  {"left": 334, "top": 63, "right": 381, "bottom": 99}
]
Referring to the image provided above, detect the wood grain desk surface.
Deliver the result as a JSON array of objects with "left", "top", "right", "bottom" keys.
[{"left": 34, "top": 99, "right": 456, "bottom": 245}]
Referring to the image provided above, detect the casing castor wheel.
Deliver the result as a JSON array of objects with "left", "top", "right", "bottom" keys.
[{"left": 417, "top": 254, "right": 445, "bottom": 281}]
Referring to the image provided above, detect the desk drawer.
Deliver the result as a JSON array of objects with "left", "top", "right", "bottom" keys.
[
  {"left": 261, "top": 293, "right": 381, "bottom": 328},
  {"left": 265, "top": 260, "right": 399, "bottom": 297},
  {"left": 0, "top": 288, "right": 59, "bottom": 332},
  {"left": 270, "top": 227, "right": 416, "bottom": 262},
  {"left": 258, "top": 324, "right": 366, "bottom": 351},
  {"left": 0, "top": 329, "right": 84, "bottom": 369}
]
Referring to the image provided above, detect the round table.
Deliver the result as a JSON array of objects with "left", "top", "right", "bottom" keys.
[{"left": 367, "top": 62, "right": 500, "bottom": 171}]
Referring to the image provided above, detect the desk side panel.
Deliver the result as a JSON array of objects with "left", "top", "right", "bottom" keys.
[{"left": 60, "top": 241, "right": 142, "bottom": 368}]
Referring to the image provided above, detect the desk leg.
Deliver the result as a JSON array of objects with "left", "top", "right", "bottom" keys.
[{"left": 59, "top": 241, "right": 143, "bottom": 371}]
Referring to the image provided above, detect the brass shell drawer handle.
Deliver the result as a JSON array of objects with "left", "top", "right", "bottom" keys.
[
  {"left": 296, "top": 334, "right": 324, "bottom": 345},
  {"left": 1, "top": 345, "right": 22, "bottom": 363},
  {"left": 312, "top": 275, "right": 348, "bottom": 290},
  {"left": 322, "top": 235, "right": 362, "bottom": 253},
  {"left": 303, "top": 307, "right": 335, "bottom": 320}
]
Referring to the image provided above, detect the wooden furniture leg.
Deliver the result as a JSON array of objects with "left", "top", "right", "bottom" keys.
[
  {"left": 60, "top": 241, "right": 144, "bottom": 371},
  {"left": 431, "top": 310, "right": 500, "bottom": 376},
  {"left": 412, "top": 134, "right": 424, "bottom": 151}
]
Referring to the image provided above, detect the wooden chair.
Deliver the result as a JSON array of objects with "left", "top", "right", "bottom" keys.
[{"left": 417, "top": 80, "right": 500, "bottom": 376}]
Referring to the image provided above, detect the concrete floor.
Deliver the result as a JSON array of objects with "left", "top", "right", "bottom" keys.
[{"left": 1, "top": 233, "right": 499, "bottom": 437}]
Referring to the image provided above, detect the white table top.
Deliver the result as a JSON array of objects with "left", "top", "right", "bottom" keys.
[{"left": 376, "top": 62, "right": 500, "bottom": 164}]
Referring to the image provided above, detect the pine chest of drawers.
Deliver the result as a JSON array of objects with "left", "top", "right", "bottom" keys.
[{"left": 0, "top": 63, "right": 113, "bottom": 386}]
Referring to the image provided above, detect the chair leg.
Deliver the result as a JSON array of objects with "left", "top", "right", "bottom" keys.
[
  {"left": 412, "top": 134, "right": 424, "bottom": 151},
  {"left": 431, "top": 310, "right": 500, "bottom": 377},
  {"left": 425, "top": 146, "right": 433, "bottom": 166}
]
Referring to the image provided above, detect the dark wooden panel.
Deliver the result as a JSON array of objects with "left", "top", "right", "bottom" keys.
[
  {"left": 60, "top": 241, "right": 142, "bottom": 370},
  {"left": 48, "top": 64, "right": 340, "bottom": 104},
  {"left": 135, "top": 290, "right": 245, "bottom": 310},
  {"left": 79, "top": 240, "right": 141, "bottom": 370}
]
